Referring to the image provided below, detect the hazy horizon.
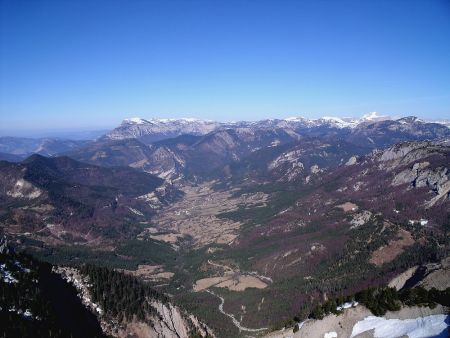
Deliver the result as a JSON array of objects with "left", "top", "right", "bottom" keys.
[{"left": 0, "top": 111, "right": 449, "bottom": 139}]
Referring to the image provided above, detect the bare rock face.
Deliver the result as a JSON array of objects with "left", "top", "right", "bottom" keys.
[
  {"left": 350, "top": 210, "right": 373, "bottom": 229},
  {"left": 0, "top": 235, "right": 12, "bottom": 254},
  {"left": 112, "top": 300, "right": 213, "bottom": 338},
  {"left": 146, "top": 145, "right": 186, "bottom": 180},
  {"left": 345, "top": 156, "right": 358, "bottom": 166},
  {"left": 268, "top": 150, "right": 305, "bottom": 182},
  {"left": 109, "top": 302, "right": 212, "bottom": 338},
  {"left": 378, "top": 141, "right": 446, "bottom": 168},
  {"left": 6, "top": 178, "right": 42, "bottom": 199},
  {"left": 391, "top": 161, "right": 447, "bottom": 188},
  {"left": 392, "top": 163, "right": 449, "bottom": 207},
  {"left": 373, "top": 140, "right": 450, "bottom": 207},
  {"left": 418, "top": 257, "right": 450, "bottom": 291},
  {"left": 388, "top": 266, "right": 419, "bottom": 290},
  {"left": 149, "top": 301, "right": 190, "bottom": 338},
  {"left": 425, "top": 177, "right": 450, "bottom": 208}
]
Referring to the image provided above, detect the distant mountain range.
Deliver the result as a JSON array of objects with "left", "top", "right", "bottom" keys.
[
  {"left": 65, "top": 113, "right": 450, "bottom": 181},
  {"left": 1, "top": 113, "right": 449, "bottom": 162},
  {"left": 0, "top": 137, "right": 88, "bottom": 159},
  {"left": 103, "top": 113, "right": 450, "bottom": 144}
]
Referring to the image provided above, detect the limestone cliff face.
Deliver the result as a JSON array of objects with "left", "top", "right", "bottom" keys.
[
  {"left": 378, "top": 140, "right": 448, "bottom": 168},
  {"left": 102, "top": 301, "right": 212, "bottom": 338},
  {"left": 374, "top": 140, "right": 450, "bottom": 207},
  {"left": 391, "top": 161, "right": 449, "bottom": 206}
]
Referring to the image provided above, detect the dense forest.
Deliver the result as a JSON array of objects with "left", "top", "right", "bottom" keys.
[{"left": 79, "top": 264, "right": 168, "bottom": 322}]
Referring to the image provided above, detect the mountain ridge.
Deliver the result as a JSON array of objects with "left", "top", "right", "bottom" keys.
[{"left": 104, "top": 113, "right": 450, "bottom": 144}]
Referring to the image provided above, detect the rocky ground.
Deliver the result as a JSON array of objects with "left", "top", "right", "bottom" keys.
[{"left": 264, "top": 305, "right": 448, "bottom": 338}]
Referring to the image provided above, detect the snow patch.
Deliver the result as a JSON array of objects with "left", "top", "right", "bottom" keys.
[
  {"left": 15, "top": 260, "right": 30, "bottom": 273},
  {"left": 336, "top": 301, "right": 358, "bottom": 311},
  {"left": 350, "top": 314, "right": 449, "bottom": 338},
  {"left": 321, "top": 116, "right": 356, "bottom": 128},
  {"left": 124, "top": 117, "right": 148, "bottom": 124},
  {"left": 0, "top": 264, "right": 18, "bottom": 283}
]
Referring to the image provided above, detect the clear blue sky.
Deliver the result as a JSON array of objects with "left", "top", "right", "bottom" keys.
[{"left": 1, "top": 0, "right": 449, "bottom": 131}]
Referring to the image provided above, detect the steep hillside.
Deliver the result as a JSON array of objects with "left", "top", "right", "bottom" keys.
[
  {"left": 72, "top": 127, "right": 302, "bottom": 181},
  {"left": 346, "top": 117, "right": 450, "bottom": 149},
  {"left": 0, "top": 155, "right": 177, "bottom": 245},
  {"left": 225, "top": 137, "right": 370, "bottom": 184},
  {"left": 62, "top": 138, "right": 156, "bottom": 169},
  {"left": 224, "top": 140, "right": 449, "bottom": 279}
]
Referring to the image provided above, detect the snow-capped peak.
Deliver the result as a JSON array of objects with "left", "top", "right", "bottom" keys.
[
  {"left": 124, "top": 117, "right": 148, "bottom": 125},
  {"left": 321, "top": 116, "right": 354, "bottom": 128},
  {"left": 284, "top": 116, "right": 308, "bottom": 122},
  {"left": 156, "top": 117, "right": 201, "bottom": 123}
]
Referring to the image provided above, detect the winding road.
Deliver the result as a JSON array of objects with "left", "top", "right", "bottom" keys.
[{"left": 205, "top": 289, "right": 268, "bottom": 333}]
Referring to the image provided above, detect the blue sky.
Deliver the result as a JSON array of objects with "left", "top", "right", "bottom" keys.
[{"left": 1, "top": 0, "right": 449, "bottom": 132}]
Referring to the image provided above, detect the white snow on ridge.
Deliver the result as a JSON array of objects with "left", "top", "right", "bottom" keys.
[
  {"left": 124, "top": 117, "right": 208, "bottom": 124},
  {"left": 283, "top": 112, "right": 389, "bottom": 129},
  {"left": 110, "top": 113, "right": 443, "bottom": 142},
  {"left": 1, "top": 264, "right": 18, "bottom": 283},
  {"left": 122, "top": 112, "right": 434, "bottom": 131},
  {"left": 336, "top": 301, "right": 358, "bottom": 311},
  {"left": 125, "top": 117, "right": 148, "bottom": 124},
  {"left": 284, "top": 116, "right": 309, "bottom": 122},
  {"left": 321, "top": 116, "right": 358, "bottom": 128},
  {"left": 350, "top": 314, "right": 449, "bottom": 338},
  {"left": 427, "top": 119, "right": 450, "bottom": 128}
]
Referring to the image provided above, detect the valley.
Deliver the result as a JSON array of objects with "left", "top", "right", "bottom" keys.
[
  {"left": 144, "top": 181, "right": 268, "bottom": 248},
  {"left": 1, "top": 115, "right": 449, "bottom": 337}
]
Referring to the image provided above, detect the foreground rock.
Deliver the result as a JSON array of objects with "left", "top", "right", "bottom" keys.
[{"left": 264, "top": 305, "right": 448, "bottom": 338}]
